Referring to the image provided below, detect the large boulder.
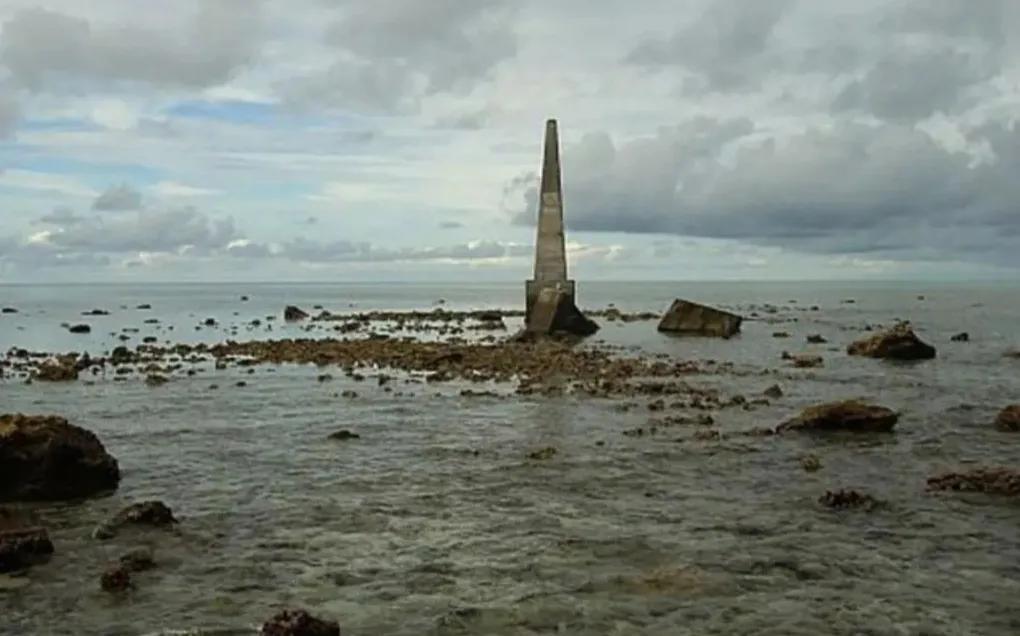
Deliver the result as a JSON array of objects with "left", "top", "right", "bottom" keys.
[
  {"left": 777, "top": 400, "right": 898, "bottom": 433},
  {"left": 847, "top": 323, "right": 936, "bottom": 360},
  {"left": 525, "top": 288, "right": 598, "bottom": 337},
  {"left": 260, "top": 609, "right": 340, "bottom": 636},
  {"left": 657, "top": 299, "right": 742, "bottom": 338},
  {"left": 0, "top": 414, "right": 120, "bottom": 502},
  {"left": 995, "top": 405, "right": 1020, "bottom": 432},
  {"left": 284, "top": 306, "right": 310, "bottom": 322}
]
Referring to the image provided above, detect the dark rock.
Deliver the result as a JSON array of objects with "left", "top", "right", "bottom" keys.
[
  {"left": 145, "top": 374, "right": 168, "bottom": 387},
  {"left": 994, "top": 405, "right": 1020, "bottom": 432},
  {"left": 241, "top": 296, "right": 250, "bottom": 302},
  {"left": 772, "top": 331, "right": 790, "bottom": 338},
  {"left": 847, "top": 322, "right": 936, "bottom": 360},
  {"left": 260, "top": 609, "right": 340, "bottom": 636},
  {"left": 0, "top": 414, "right": 120, "bottom": 501},
  {"left": 119, "top": 547, "right": 156, "bottom": 572},
  {"left": 806, "top": 334, "right": 827, "bottom": 344},
  {"left": 110, "top": 346, "right": 134, "bottom": 365},
  {"left": 790, "top": 354, "right": 823, "bottom": 368},
  {"left": 927, "top": 468, "right": 1020, "bottom": 496},
  {"left": 1, "top": 308, "right": 17, "bottom": 314},
  {"left": 657, "top": 299, "right": 741, "bottom": 338},
  {"left": 100, "top": 565, "right": 131, "bottom": 592},
  {"left": 34, "top": 362, "right": 78, "bottom": 382},
  {"left": 950, "top": 332, "right": 970, "bottom": 342},
  {"left": 819, "top": 489, "right": 876, "bottom": 510},
  {"left": 136, "top": 304, "right": 152, "bottom": 310},
  {"left": 0, "top": 512, "right": 53, "bottom": 573},
  {"left": 285, "top": 306, "right": 310, "bottom": 322},
  {"left": 528, "top": 447, "right": 557, "bottom": 461},
  {"left": 328, "top": 430, "right": 360, "bottom": 441},
  {"left": 777, "top": 401, "right": 898, "bottom": 433},
  {"left": 800, "top": 455, "right": 822, "bottom": 472},
  {"left": 68, "top": 324, "right": 91, "bottom": 334},
  {"left": 82, "top": 309, "right": 110, "bottom": 316},
  {"left": 95, "top": 501, "right": 178, "bottom": 540},
  {"left": 204, "top": 318, "right": 217, "bottom": 327},
  {"left": 763, "top": 384, "right": 783, "bottom": 399}
]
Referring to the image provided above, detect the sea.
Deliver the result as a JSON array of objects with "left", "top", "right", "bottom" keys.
[{"left": 1, "top": 281, "right": 1019, "bottom": 635}]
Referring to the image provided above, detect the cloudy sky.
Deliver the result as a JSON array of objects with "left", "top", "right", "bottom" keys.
[{"left": 0, "top": 0, "right": 1018, "bottom": 282}]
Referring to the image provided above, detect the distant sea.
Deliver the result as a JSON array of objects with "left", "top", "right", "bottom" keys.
[{"left": 2, "top": 281, "right": 1019, "bottom": 635}]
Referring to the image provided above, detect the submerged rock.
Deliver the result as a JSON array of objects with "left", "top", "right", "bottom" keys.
[
  {"left": 34, "top": 362, "right": 78, "bottom": 382},
  {"left": 819, "top": 489, "right": 877, "bottom": 510},
  {"left": 806, "top": 334, "right": 827, "bottom": 344},
  {"left": 657, "top": 299, "right": 741, "bottom": 338},
  {"left": 790, "top": 354, "right": 823, "bottom": 368},
  {"left": 100, "top": 565, "right": 131, "bottom": 592},
  {"left": 68, "top": 324, "right": 91, "bottom": 334},
  {"left": 260, "top": 609, "right": 340, "bottom": 636},
  {"left": 763, "top": 384, "right": 784, "bottom": 399},
  {"left": 0, "top": 510, "right": 54, "bottom": 573},
  {"left": 528, "top": 447, "right": 557, "bottom": 461},
  {"left": 800, "top": 455, "right": 822, "bottom": 472},
  {"left": 951, "top": 332, "right": 970, "bottom": 342},
  {"left": 328, "top": 430, "right": 360, "bottom": 441},
  {"left": 118, "top": 547, "right": 156, "bottom": 572},
  {"left": 927, "top": 468, "right": 1020, "bottom": 496},
  {"left": 847, "top": 323, "right": 936, "bottom": 360},
  {"left": 0, "top": 414, "right": 120, "bottom": 502},
  {"left": 994, "top": 405, "right": 1020, "bottom": 432},
  {"left": 284, "top": 306, "right": 310, "bottom": 322},
  {"left": 94, "top": 501, "right": 178, "bottom": 540},
  {"left": 777, "top": 401, "right": 898, "bottom": 433}
]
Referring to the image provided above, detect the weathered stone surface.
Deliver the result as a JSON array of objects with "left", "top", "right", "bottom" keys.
[
  {"left": 847, "top": 323, "right": 935, "bottom": 360},
  {"left": 0, "top": 414, "right": 120, "bottom": 502},
  {"left": 284, "top": 306, "right": 310, "bottom": 322},
  {"left": 525, "top": 288, "right": 598, "bottom": 337},
  {"left": 995, "top": 405, "right": 1020, "bottom": 432},
  {"left": 0, "top": 510, "right": 54, "bottom": 573},
  {"left": 657, "top": 299, "right": 742, "bottom": 338},
  {"left": 927, "top": 468, "right": 1020, "bottom": 496},
  {"left": 777, "top": 401, "right": 898, "bottom": 433},
  {"left": 260, "top": 609, "right": 340, "bottom": 636}
]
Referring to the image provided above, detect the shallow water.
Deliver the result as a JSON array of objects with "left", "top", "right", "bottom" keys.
[{"left": 1, "top": 282, "right": 1019, "bottom": 635}]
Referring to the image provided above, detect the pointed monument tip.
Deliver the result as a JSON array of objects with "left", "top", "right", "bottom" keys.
[{"left": 546, "top": 118, "right": 557, "bottom": 127}]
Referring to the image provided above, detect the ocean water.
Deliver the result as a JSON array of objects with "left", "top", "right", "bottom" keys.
[{"left": 1, "top": 281, "right": 1019, "bottom": 635}]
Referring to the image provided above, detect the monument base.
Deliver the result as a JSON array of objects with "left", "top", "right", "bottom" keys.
[
  {"left": 524, "top": 284, "right": 598, "bottom": 337},
  {"left": 525, "top": 279, "right": 575, "bottom": 321}
]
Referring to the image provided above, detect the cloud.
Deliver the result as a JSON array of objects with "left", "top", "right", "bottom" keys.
[
  {"left": 0, "top": 94, "right": 19, "bottom": 138},
  {"left": 37, "top": 207, "right": 85, "bottom": 225},
  {"left": 438, "top": 221, "right": 463, "bottom": 229},
  {"left": 283, "top": 0, "right": 517, "bottom": 112},
  {"left": 506, "top": 116, "right": 1020, "bottom": 266},
  {"left": 34, "top": 208, "right": 239, "bottom": 254},
  {"left": 226, "top": 237, "right": 531, "bottom": 264},
  {"left": 92, "top": 184, "right": 143, "bottom": 211},
  {"left": 0, "top": 1, "right": 263, "bottom": 90}
]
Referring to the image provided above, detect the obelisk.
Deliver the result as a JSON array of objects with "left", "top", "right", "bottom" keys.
[{"left": 525, "top": 119, "right": 575, "bottom": 319}]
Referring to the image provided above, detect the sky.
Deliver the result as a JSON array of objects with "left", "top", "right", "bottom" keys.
[{"left": 0, "top": 0, "right": 1018, "bottom": 282}]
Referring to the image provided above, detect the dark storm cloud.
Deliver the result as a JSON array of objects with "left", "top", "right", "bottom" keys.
[
  {"left": 0, "top": 1, "right": 263, "bottom": 90},
  {"left": 284, "top": 0, "right": 516, "bottom": 112},
  {"left": 92, "top": 184, "right": 143, "bottom": 211},
  {"left": 507, "top": 118, "right": 1020, "bottom": 266}
]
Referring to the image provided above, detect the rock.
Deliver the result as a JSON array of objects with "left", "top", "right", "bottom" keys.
[
  {"left": 145, "top": 374, "right": 169, "bottom": 387},
  {"left": 528, "top": 447, "right": 557, "bottom": 461},
  {"left": 995, "top": 405, "right": 1020, "bottom": 432},
  {"left": 772, "top": 331, "right": 790, "bottom": 338},
  {"left": 0, "top": 512, "right": 53, "bottom": 573},
  {"left": 950, "top": 332, "right": 969, "bottom": 342},
  {"left": 241, "top": 296, "right": 250, "bottom": 302},
  {"left": 328, "top": 430, "right": 360, "bottom": 441},
  {"left": 34, "top": 362, "right": 78, "bottom": 382},
  {"left": 777, "top": 401, "right": 898, "bottom": 433},
  {"left": 0, "top": 415, "right": 120, "bottom": 502},
  {"left": 847, "top": 323, "right": 936, "bottom": 360},
  {"left": 82, "top": 309, "right": 110, "bottom": 316},
  {"left": 525, "top": 289, "right": 598, "bottom": 337},
  {"left": 790, "top": 354, "right": 823, "bottom": 368},
  {"left": 657, "top": 299, "right": 742, "bottom": 338},
  {"left": 927, "top": 468, "right": 1020, "bottom": 496},
  {"left": 95, "top": 501, "right": 178, "bottom": 540},
  {"left": 806, "top": 334, "right": 827, "bottom": 344},
  {"left": 68, "top": 324, "right": 91, "bottom": 334},
  {"left": 260, "top": 609, "right": 340, "bottom": 636},
  {"left": 110, "top": 346, "right": 134, "bottom": 365},
  {"left": 800, "top": 455, "right": 822, "bottom": 472},
  {"left": 1, "top": 308, "right": 17, "bottom": 314},
  {"left": 100, "top": 565, "right": 131, "bottom": 592},
  {"left": 819, "top": 489, "right": 876, "bottom": 510},
  {"left": 119, "top": 547, "right": 156, "bottom": 572},
  {"left": 136, "top": 304, "right": 152, "bottom": 310},
  {"left": 284, "top": 306, "right": 310, "bottom": 322},
  {"left": 763, "top": 384, "right": 783, "bottom": 399}
]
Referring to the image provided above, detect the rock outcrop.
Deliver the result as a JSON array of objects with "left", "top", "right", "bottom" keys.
[
  {"left": 777, "top": 401, "right": 898, "bottom": 433},
  {"left": 657, "top": 299, "right": 742, "bottom": 338},
  {"left": 0, "top": 509, "right": 54, "bottom": 573},
  {"left": 0, "top": 414, "right": 120, "bottom": 502},
  {"left": 994, "top": 405, "right": 1020, "bottom": 432},
  {"left": 34, "top": 361, "right": 78, "bottom": 382},
  {"left": 927, "top": 468, "right": 1020, "bottom": 496},
  {"left": 260, "top": 609, "right": 340, "bottom": 636},
  {"left": 525, "top": 288, "right": 598, "bottom": 337},
  {"left": 819, "top": 489, "right": 877, "bottom": 510},
  {"left": 847, "top": 323, "right": 936, "bottom": 360},
  {"left": 284, "top": 306, "right": 310, "bottom": 322},
  {"left": 94, "top": 500, "right": 178, "bottom": 540}
]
